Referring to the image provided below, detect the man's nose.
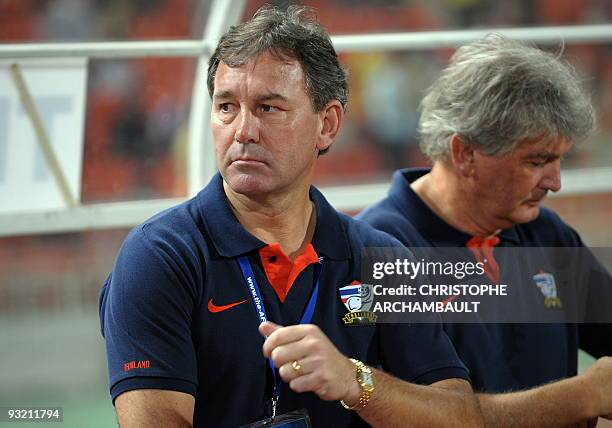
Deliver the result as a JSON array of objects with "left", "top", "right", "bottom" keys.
[
  {"left": 540, "top": 160, "right": 562, "bottom": 192},
  {"left": 234, "top": 109, "right": 259, "bottom": 144}
]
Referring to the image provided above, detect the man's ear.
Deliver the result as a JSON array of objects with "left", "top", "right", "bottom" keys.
[
  {"left": 316, "top": 100, "right": 344, "bottom": 153},
  {"left": 449, "top": 133, "right": 476, "bottom": 178}
]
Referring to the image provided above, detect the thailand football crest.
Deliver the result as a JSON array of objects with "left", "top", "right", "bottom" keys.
[
  {"left": 339, "top": 281, "right": 377, "bottom": 325},
  {"left": 533, "top": 271, "right": 562, "bottom": 309}
]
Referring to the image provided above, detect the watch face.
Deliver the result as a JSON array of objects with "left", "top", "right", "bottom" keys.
[{"left": 361, "top": 371, "right": 374, "bottom": 388}]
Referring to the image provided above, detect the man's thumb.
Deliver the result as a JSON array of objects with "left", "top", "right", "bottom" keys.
[{"left": 259, "top": 321, "right": 282, "bottom": 337}]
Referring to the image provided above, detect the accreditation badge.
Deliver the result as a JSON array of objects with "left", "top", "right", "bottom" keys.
[
  {"left": 339, "top": 281, "right": 377, "bottom": 326},
  {"left": 239, "top": 409, "right": 311, "bottom": 427},
  {"left": 533, "top": 270, "right": 562, "bottom": 309}
]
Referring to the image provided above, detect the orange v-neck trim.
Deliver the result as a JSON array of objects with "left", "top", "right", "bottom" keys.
[{"left": 259, "top": 243, "right": 319, "bottom": 302}]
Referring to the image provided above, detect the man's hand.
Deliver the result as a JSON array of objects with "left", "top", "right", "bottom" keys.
[
  {"left": 259, "top": 321, "right": 360, "bottom": 404},
  {"left": 581, "top": 356, "right": 612, "bottom": 420},
  {"left": 260, "top": 322, "right": 483, "bottom": 427}
]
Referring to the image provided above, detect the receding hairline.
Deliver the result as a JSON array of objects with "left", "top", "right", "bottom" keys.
[{"left": 211, "top": 54, "right": 313, "bottom": 104}]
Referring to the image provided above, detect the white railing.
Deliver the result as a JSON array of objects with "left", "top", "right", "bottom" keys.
[
  {"left": 4, "top": 24, "right": 611, "bottom": 59},
  {"left": 1, "top": 167, "right": 610, "bottom": 237},
  {"left": 332, "top": 24, "right": 612, "bottom": 51},
  {"left": 0, "top": 40, "right": 207, "bottom": 59}
]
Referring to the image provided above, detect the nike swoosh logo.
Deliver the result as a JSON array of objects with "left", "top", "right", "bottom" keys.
[{"left": 208, "top": 298, "right": 248, "bottom": 313}]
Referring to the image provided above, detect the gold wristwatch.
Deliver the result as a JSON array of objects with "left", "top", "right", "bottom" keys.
[{"left": 340, "top": 358, "right": 375, "bottom": 410}]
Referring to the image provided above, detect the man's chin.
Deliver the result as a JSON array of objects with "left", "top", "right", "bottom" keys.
[
  {"left": 512, "top": 205, "right": 541, "bottom": 224},
  {"left": 223, "top": 172, "right": 269, "bottom": 195},
  {"left": 232, "top": 182, "right": 270, "bottom": 197}
]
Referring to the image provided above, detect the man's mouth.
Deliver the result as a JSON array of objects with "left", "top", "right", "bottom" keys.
[
  {"left": 231, "top": 157, "right": 266, "bottom": 165},
  {"left": 525, "top": 193, "right": 547, "bottom": 205}
]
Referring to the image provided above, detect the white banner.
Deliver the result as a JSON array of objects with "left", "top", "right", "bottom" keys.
[{"left": 0, "top": 58, "right": 87, "bottom": 214}]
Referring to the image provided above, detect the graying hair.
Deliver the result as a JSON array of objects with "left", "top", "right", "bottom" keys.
[
  {"left": 207, "top": 4, "right": 348, "bottom": 113},
  {"left": 418, "top": 33, "right": 596, "bottom": 162}
]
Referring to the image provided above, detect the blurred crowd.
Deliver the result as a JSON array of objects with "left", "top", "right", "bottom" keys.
[{"left": 2, "top": 0, "right": 611, "bottom": 199}]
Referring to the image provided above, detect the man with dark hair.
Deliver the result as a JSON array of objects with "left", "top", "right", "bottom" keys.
[
  {"left": 99, "top": 6, "right": 483, "bottom": 427},
  {"left": 358, "top": 33, "right": 612, "bottom": 427}
]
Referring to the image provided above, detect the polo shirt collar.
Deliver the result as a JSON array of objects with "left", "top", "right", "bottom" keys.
[
  {"left": 389, "top": 168, "right": 520, "bottom": 245},
  {"left": 310, "top": 185, "right": 351, "bottom": 261},
  {"left": 197, "top": 173, "right": 264, "bottom": 257},
  {"left": 197, "top": 173, "right": 350, "bottom": 260}
]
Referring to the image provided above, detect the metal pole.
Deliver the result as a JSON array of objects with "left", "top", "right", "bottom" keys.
[
  {"left": 186, "top": 0, "right": 246, "bottom": 197},
  {"left": 0, "top": 40, "right": 205, "bottom": 59},
  {"left": 331, "top": 24, "right": 612, "bottom": 52}
]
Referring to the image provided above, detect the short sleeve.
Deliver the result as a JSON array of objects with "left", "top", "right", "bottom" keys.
[
  {"left": 379, "top": 322, "right": 470, "bottom": 385},
  {"left": 99, "top": 226, "right": 199, "bottom": 402}
]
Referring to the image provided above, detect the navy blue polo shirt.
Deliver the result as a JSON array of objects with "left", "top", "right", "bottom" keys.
[
  {"left": 358, "top": 168, "right": 612, "bottom": 393},
  {"left": 99, "top": 172, "right": 468, "bottom": 428}
]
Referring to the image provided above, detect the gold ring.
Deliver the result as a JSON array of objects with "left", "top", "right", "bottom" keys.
[{"left": 291, "top": 360, "right": 302, "bottom": 373}]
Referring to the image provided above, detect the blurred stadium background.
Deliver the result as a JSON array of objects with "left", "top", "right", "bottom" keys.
[{"left": 0, "top": 0, "right": 611, "bottom": 426}]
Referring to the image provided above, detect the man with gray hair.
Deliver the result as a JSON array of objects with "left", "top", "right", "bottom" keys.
[
  {"left": 100, "top": 5, "right": 483, "bottom": 427},
  {"left": 359, "top": 33, "right": 612, "bottom": 426}
]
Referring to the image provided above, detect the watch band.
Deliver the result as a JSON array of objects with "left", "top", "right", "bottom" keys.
[{"left": 340, "top": 358, "right": 375, "bottom": 410}]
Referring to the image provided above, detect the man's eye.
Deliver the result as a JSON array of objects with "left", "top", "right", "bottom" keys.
[
  {"left": 219, "top": 103, "right": 232, "bottom": 112},
  {"left": 261, "top": 104, "right": 278, "bottom": 113},
  {"left": 531, "top": 157, "right": 557, "bottom": 167}
]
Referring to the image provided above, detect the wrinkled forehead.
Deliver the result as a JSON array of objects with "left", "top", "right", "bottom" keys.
[
  {"left": 514, "top": 135, "right": 573, "bottom": 157},
  {"left": 213, "top": 51, "right": 306, "bottom": 95}
]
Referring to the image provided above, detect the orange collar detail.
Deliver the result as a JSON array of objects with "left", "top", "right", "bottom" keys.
[
  {"left": 466, "top": 235, "right": 500, "bottom": 248},
  {"left": 259, "top": 243, "right": 319, "bottom": 302},
  {"left": 466, "top": 235, "right": 501, "bottom": 283}
]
